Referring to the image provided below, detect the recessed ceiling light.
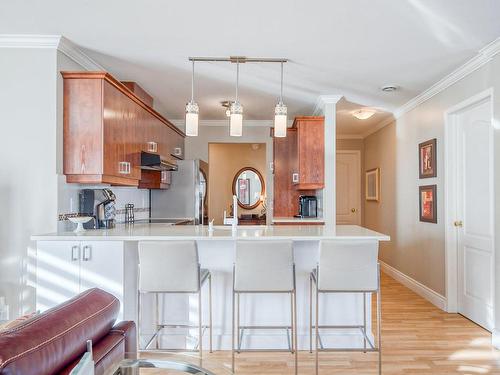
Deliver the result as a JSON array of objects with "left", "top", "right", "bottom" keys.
[
  {"left": 352, "top": 109, "right": 376, "bottom": 120},
  {"left": 381, "top": 85, "right": 399, "bottom": 92}
]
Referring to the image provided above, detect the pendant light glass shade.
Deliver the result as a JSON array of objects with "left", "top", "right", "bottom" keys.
[
  {"left": 185, "top": 101, "right": 199, "bottom": 136},
  {"left": 185, "top": 61, "right": 199, "bottom": 136},
  {"left": 274, "top": 62, "right": 287, "bottom": 137},
  {"left": 229, "top": 101, "right": 243, "bottom": 137},
  {"left": 274, "top": 101, "right": 287, "bottom": 137},
  {"left": 230, "top": 61, "right": 243, "bottom": 137}
]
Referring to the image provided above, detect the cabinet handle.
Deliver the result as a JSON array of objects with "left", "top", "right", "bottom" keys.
[
  {"left": 118, "top": 161, "right": 131, "bottom": 174},
  {"left": 147, "top": 141, "right": 158, "bottom": 153},
  {"left": 82, "top": 245, "right": 92, "bottom": 261},
  {"left": 292, "top": 173, "right": 299, "bottom": 183},
  {"left": 71, "top": 245, "right": 80, "bottom": 261},
  {"left": 173, "top": 147, "right": 182, "bottom": 157}
]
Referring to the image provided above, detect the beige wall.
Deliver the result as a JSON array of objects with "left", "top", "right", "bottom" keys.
[
  {"left": 208, "top": 143, "right": 266, "bottom": 224},
  {"left": 363, "top": 52, "right": 500, "bottom": 310},
  {"left": 184, "top": 126, "right": 274, "bottom": 223}
]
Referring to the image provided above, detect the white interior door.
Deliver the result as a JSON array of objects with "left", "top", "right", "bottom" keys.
[
  {"left": 456, "top": 98, "right": 494, "bottom": 331},
  {"left": 336, "top": 151, "right": 361, "bottom": 225}
]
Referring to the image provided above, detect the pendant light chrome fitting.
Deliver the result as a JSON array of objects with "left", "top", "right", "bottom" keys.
[{"left": 185, "top": 56, "right": 288, "bottom": 137}]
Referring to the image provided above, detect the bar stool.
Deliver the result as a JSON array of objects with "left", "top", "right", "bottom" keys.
[
  {"left": 309, "top": 240, "right": 381, "bottom": 375},
  {"left": 232, "top": 240, "right": 297, "bottom": 374},
  {"left": 137, "top": 240, "right": 212, "bottom": 356}
]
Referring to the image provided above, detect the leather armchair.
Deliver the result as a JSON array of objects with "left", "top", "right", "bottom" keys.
[{"left": 0, "top": 288, "right": 136, "bottom": 375}]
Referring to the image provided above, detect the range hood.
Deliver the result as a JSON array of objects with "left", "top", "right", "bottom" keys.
[{"left": 140, "top": 151, "right": 178, "bottom": 171}]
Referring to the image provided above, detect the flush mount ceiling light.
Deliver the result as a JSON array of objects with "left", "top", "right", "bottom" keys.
[
  {"left": 352, "top": 109, "right": 376, "bottom": 120},
  {"left": 187, "top": 56, "right": 288, "bottom": 137},
  {"left": 274, "top": 62, "right": 287, "bottom": 137},
  {"left": 185, "top": 60, "right": 199, "bottom": 136},
  {"left": 381, "top": 85, "right": 399, "bottom": 92}
]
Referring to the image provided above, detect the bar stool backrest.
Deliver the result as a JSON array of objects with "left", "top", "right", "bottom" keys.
[
  {"left": 138, "top": 240, "right": 200, "bottom": 292},
  {"left": 234, "top": 240, "right": 294, "bottom": 292},
  {"left": 318, "top": 240, "right": 379, "bottom": 292}
]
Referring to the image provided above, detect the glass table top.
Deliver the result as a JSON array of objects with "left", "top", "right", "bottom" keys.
[{"left": 105, "top": 352, "right": 233, "bottom": 375}]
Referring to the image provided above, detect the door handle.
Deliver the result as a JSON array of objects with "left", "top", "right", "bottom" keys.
[
  {"left": 351, "top": 208, "right": 356, "bottom": 213},
  {"left": 454, "top": 220, "right": 463, "bottom": 227},
  {"left": 82, "top": 245, "right": 92, "bottom": 261},
  {"left": 71, "top": 245, "right": 80, "bottom": 261}
]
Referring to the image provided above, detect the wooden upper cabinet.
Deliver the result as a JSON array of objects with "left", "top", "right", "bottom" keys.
[
  {"left": 292, "top": 116, "right": 324, "bottom": 190},
  {"left": 62, "top": 71, "right": 185, "bottom": 186}
]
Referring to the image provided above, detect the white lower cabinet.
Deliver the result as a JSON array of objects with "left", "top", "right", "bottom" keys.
[{"left": 36, "top": 240, "right": 137, "bottom": 321}]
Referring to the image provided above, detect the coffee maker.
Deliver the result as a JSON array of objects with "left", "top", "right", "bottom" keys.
[
  {"left": 79, "top": 189, "right": 116, "bottom": 229},
  {"left": 295, "top": 195, "right": 318, "bottom": 218}
]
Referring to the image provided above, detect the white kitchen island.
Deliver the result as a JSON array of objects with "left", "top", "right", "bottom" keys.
[{"left": 32, "top": 224, "right": 389, "bottom": 350}]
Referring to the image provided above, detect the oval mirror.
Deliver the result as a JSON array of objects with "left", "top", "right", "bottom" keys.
[{"left": 232, "top": 167, "right": 265, "bottom": 209}]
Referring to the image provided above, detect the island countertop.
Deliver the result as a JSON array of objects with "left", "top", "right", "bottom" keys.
[{"left": 32, "top": 224, "right": 389, "bottom": 241}]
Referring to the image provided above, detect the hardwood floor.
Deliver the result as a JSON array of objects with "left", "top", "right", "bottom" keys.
[{"left": 141, "top": 272, "right": 500, "bottom": 374}]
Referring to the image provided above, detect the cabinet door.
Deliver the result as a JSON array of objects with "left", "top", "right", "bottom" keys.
[
  {"left": 296, "top": 119, "right": 324, "bottom": 189},
  {"left": 103, "top": 81, "right": 140, "bottom": 181},
  {"left": 36, "top": 241, "right": 81, "bottom": 312},
  {"left": 171, "top": 131, "right": 184, "bottom": 159},
  {"left": 79, "top": 241, "right": 124, "bottom": 315}
]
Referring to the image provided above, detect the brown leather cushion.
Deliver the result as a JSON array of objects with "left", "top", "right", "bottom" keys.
[
  {"left": 0, "top": 288, "right": 120, "bottom": 375},
  {"left": 60, "top": 334, "right": 125, "bottom": 375}
]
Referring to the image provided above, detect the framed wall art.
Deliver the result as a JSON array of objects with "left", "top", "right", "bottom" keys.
[
  {"left": 419, "top": 184, "right": 437, "bottom": 223},
  {"left": 365, "top": 168, "right": 380, "bottom": 202},
  {"left": 419, "top": 138, "right": 437, "bottom": 178}
]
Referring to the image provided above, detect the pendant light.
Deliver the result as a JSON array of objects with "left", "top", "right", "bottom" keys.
[
  {"left": 229, "top": 60, "right": 243, "bottom": 137},
  {"left": 185, "top": 60, "right": 199, "bottom": 136},
  {"left": 274, "top": 62, "right": 287, "bottom": 137}
]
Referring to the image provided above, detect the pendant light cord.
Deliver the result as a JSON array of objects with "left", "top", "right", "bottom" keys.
[
  {"left": 236, "top": 60, "right": 239, "bottom": 102},
  {"left": 280, "top": 62, "right": 284, "bottom": 103},
  {"left": 191, "top": 60, "right": 195, "bottom": 103}
]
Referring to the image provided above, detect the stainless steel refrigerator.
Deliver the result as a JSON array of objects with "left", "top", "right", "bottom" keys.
[{"left": 150, "top": 159, "right": 204, "bottom": 224}]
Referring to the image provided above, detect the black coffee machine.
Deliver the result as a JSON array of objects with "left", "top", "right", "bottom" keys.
[
  {"left": 79, "top": 189, "right": 116, "bottom": 229},
  {"left": 295, "top": 195, "right": 318, "bottom": 218}
]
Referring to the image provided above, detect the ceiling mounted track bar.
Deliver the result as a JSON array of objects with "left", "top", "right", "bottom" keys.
[{"left": 188, "top": 56, "right": 288, "bottom": 63}]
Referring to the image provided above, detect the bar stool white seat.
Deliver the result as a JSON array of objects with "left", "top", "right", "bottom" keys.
[
  {"left": 138, "top": 240, "right": 212, "bottom": 356},
  {"left": 232, "top": 240, "right": 297, "bottom": 374},
  {"left": 310, "top": 239, "right": 381, "bottom": 374}
]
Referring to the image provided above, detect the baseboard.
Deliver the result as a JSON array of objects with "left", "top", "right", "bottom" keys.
[
  {"left": 492, "top": 329, "right": 500, "bottom": 349},
  {"left": 380, "top": 261, "right": 447, "bottom": 311}
]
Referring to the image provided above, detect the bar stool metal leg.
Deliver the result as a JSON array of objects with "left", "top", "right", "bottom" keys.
[
  {"left": 198, "top": 289, "right": 203, "bottom": 359},
  {"left": 377, "top": 265, "right": 382, "bottom": 375},
  {"left": 232, "top": 277, "right": 235, "bottom": 372},
  {"left": 309, "top": 274, "right": 313, "bottom": 353},
  {"left": 209, "top": 273, "right": 213, "bottom": 353},
  {"left": 315, "top": 277, "right": 319, "bottom": 375},
  {"left": 155, "top": 293, "right": 160, "bottom": 349},
  {"left": 237, "top": 293, "right": 241, "bottom": 353},
  {"left": 363, "top": 292, "right": 367, "bottom": 353},
  {"left": 293, "top": 289, "right": 298, "bottom": 375}
]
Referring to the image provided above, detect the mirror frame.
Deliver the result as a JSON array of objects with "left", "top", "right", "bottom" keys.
[{"left": 232, "top": 167, "right": 265, "bottom": 210}]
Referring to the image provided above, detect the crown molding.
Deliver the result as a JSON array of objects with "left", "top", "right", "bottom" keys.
[
  {"left": 361, "top": 115, "right": 396, "bottom": 138},
  {"left": 313, "top": 95, "right": 344, "bottom": 115},
  {"left": 365, "top": 36, "right": 500, "bottom": 139},
  {"left": 393, "top": 37, "right": 500, "bottom": 119},
  {"left": 57, "top": 36, "right": 104, "bottom": 71},
  {"left": 0, "top": 34, "right": 61, "bottom": 48},
  {"left": 0, "top": 34, "right": 104, "bottom": 71},
  {"left": 336, "top": 134, "right": 364, "bottom": 140}
]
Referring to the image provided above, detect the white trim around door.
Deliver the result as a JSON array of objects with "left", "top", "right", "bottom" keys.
[{"left": 444, "top": 88, "right": 495, "bottom": 328}]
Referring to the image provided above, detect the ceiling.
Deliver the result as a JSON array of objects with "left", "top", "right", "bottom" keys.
[
  {"left": 336, "top": 99, "right": 393, "bottom": 137},
  {"left": 1, "top": 0, "right": 500, "bottom": 132}
]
